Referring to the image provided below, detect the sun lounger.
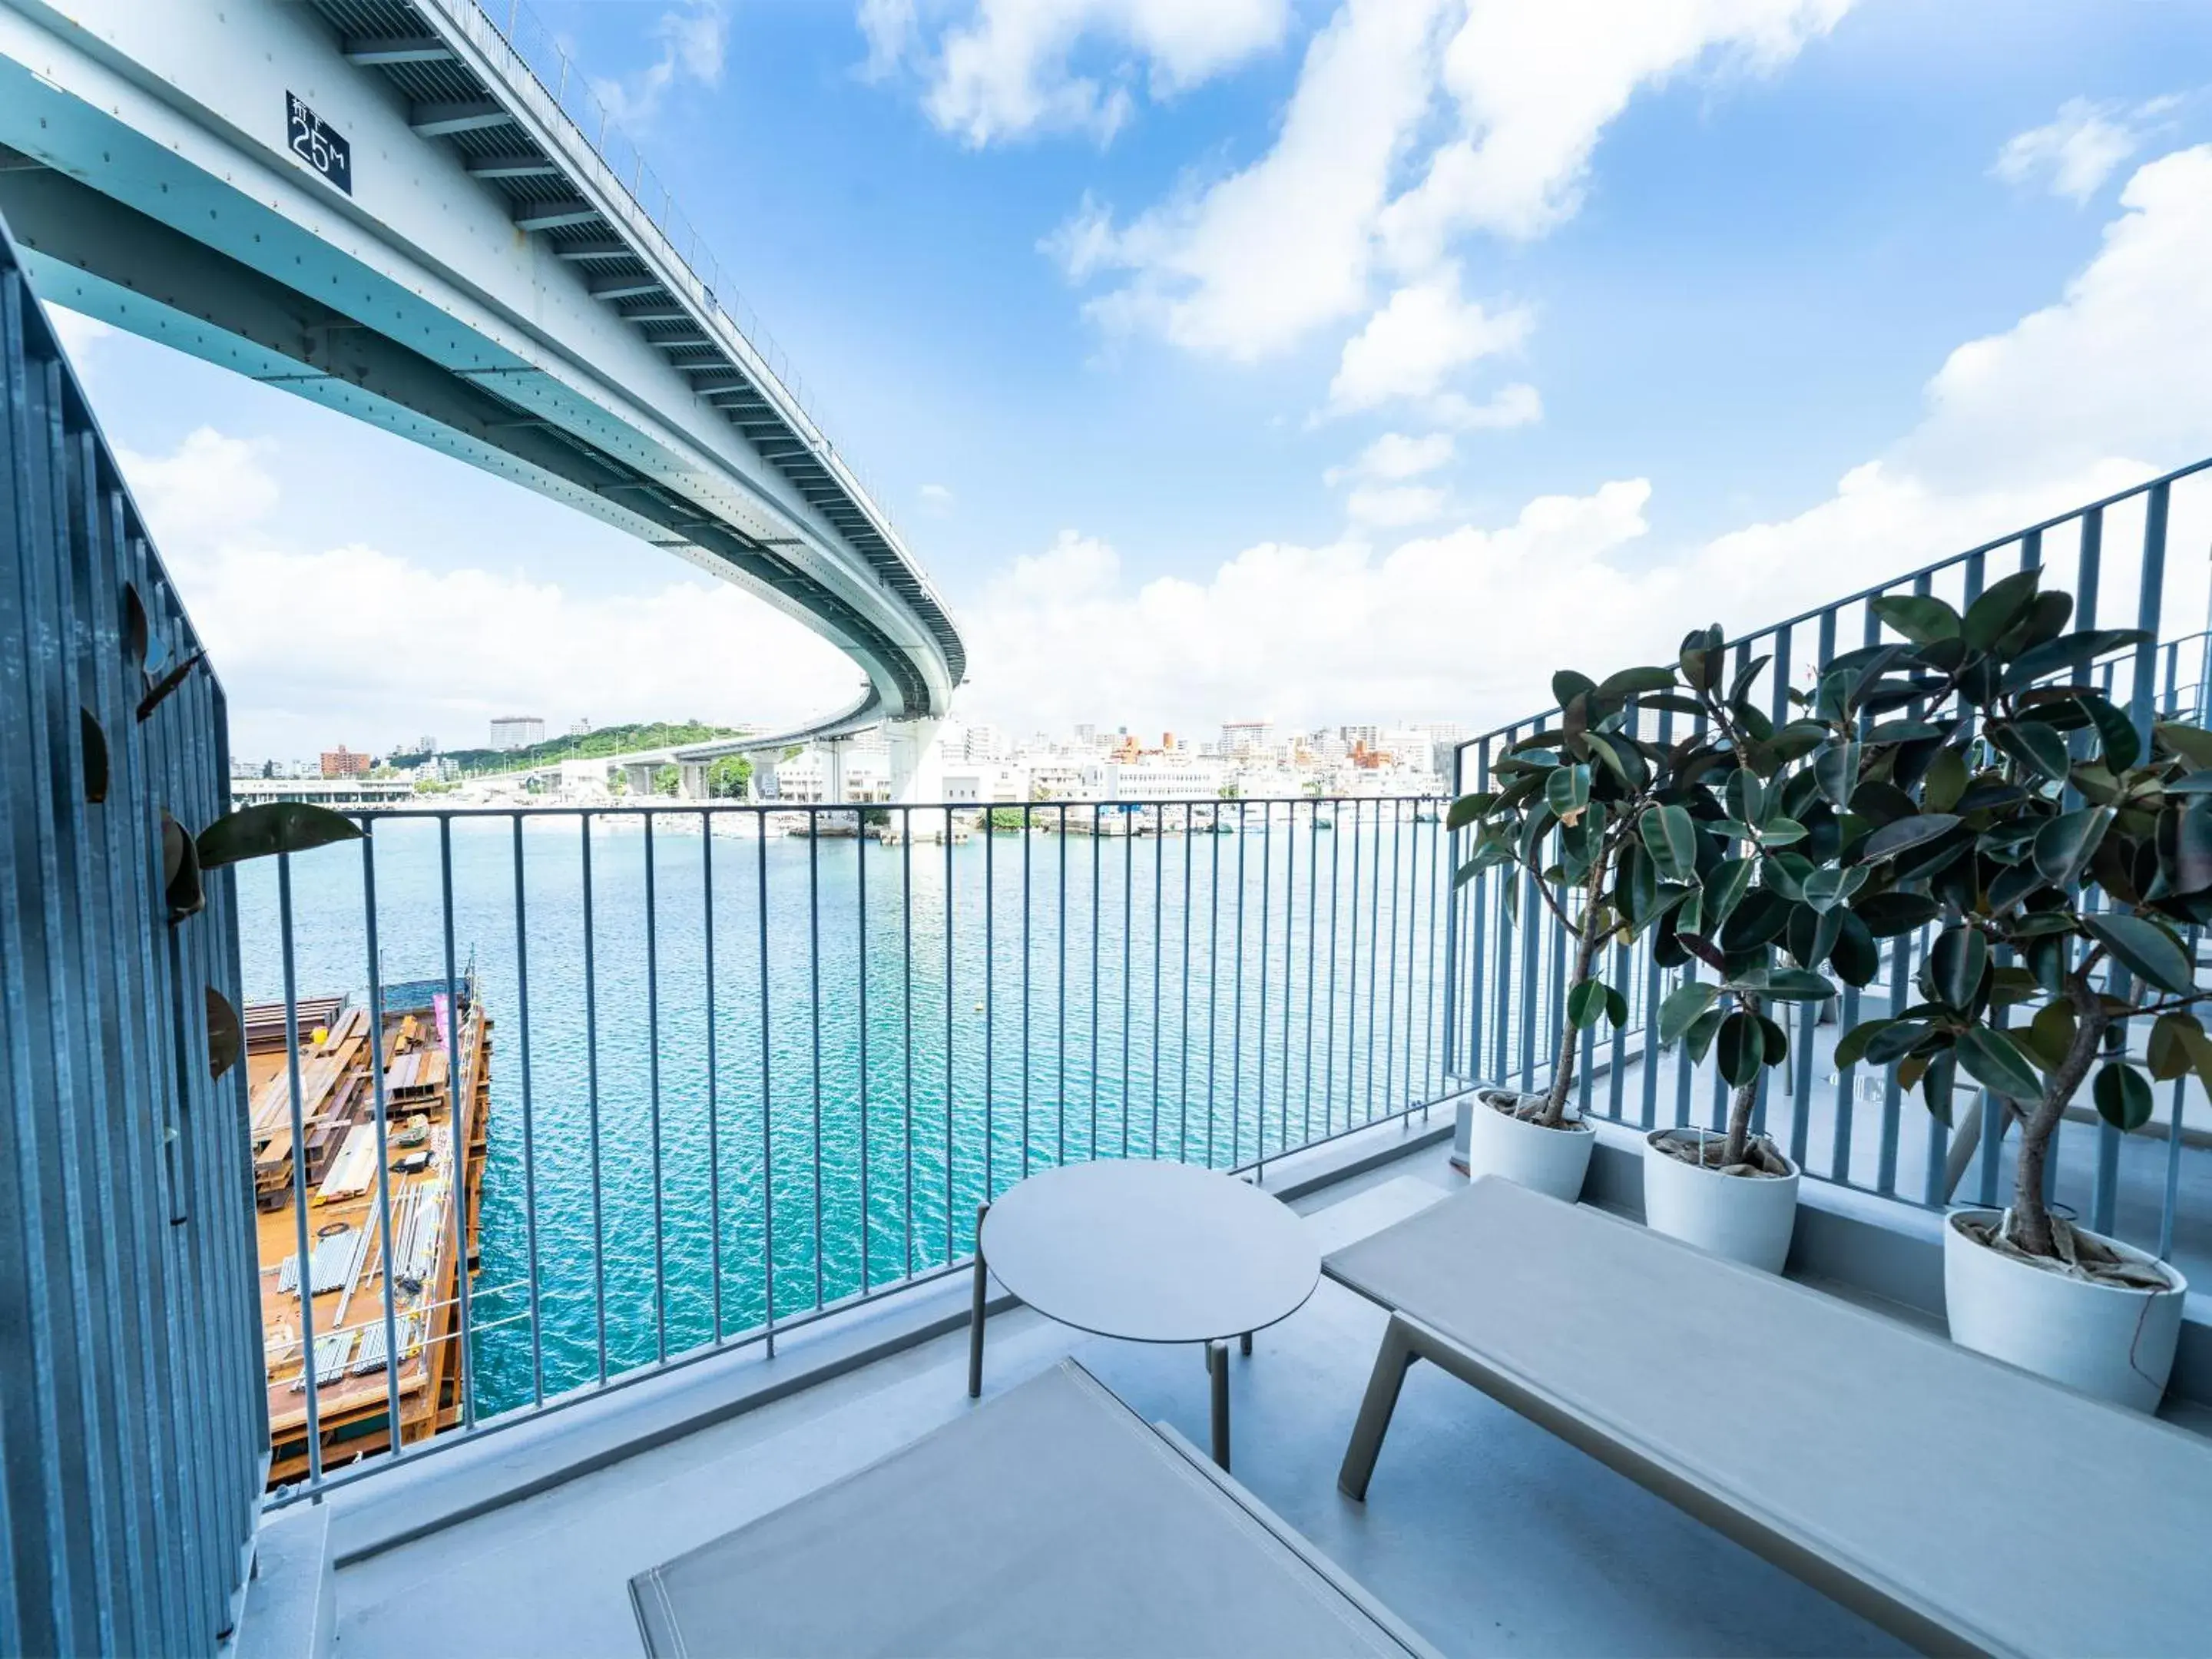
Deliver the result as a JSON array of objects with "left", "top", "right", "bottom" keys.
[
  {"left": 1326, "top": 1175, "right": 2212, "bottom": 1658},
  {"left": 629, "top": 1359, "right": 1437, "bottom": 1658}
]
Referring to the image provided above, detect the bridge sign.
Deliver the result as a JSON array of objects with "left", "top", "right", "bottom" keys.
[{"left": 286, "top": 94, "right": 352, "bottom": 196}]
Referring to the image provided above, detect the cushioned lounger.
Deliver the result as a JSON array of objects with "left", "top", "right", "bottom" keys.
[
  {"left": 1326, "top": 1175, "right": 2212, "bottom": 1659},
  {"left": 630, "top": 1359, "right": 1438, "bottom": 1658}
]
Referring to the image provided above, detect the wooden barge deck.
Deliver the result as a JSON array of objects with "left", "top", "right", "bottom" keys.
[{"left": 246, "top": 979, "right": 492, "bottom": 1490}]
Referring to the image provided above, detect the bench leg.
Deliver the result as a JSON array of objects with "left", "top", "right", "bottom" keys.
[
  {"left": 967, "top": 1202, "right": 990, "bottom": 1399},
  {"left": 1338, "top": 1315, "right": 1420, "bottom": 1502},
  {"left": 1208, "top": 1341, "right": 1230, "bottom": 1472}
]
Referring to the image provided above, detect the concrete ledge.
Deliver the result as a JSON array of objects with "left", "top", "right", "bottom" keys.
[{"left": 231, "top": 1502, "right": 333, "bottom": 1659}]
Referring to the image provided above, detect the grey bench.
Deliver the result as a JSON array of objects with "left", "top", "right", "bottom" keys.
[
  {"left": 631, "top": 1359, "right": 1439, "bottom": 1657},
  {"left": 1328, "top": 1176, "right": 2212, "bottom": 1659}
]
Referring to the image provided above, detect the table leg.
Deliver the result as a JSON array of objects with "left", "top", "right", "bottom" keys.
[
  {"left": 1207, "top": 1341, "right": 1230, "bottom": 1472},
  {"left": 1239, "top": 1330, "right": 1252, "bottom": 1358},
  {"left": 967, "top": 1201, "right": 990, "bottom": 1399}
]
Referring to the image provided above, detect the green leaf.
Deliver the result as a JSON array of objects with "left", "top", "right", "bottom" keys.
[
  {"left": 1716, "top": 1010, "right": 1764, "bottom": 1087},
  {"left": 81, "top": 708, "right": 108, "bottom": 805},
  {"left": 1757, "top": 817, "right": 1807, "bottom": 847},
  {"left": 1859, "top": 813, "right": 1962, "bottom": 863},
  {"left": 1546, "top": 764, "right": 1591, "bottom": 821},
  {"left": 1596, "top": 665, "right": 1677, "bottom": 700},
  {"left": 1702, "top": 857, "right": 1756, "bottom": 927},
  {"left": 1988, "top": 720, "right": 2071, "bottom": 783},
  {"left": 1720, "top": 888, "right": 1792, "bottom": 951},
  {"left": 1445, "top": 793, "right": 1495, "bottom": 832},
  {"left": 2147, "top": 1012, "right": 2204, "bottom": 1082},
  {"left": 1566, "top": 979, "right": 1612, "bottom": 1030},
  {"left": 1659, "top": 980, "right": 1721, "bottom": 1044},
  {"left": 1928, "top": 923, "right": 1987, "bottom": 1010},
  {"left": 1853, "top": 891, "right": 1940, "bottom": 937},
  {"left": 1800, "top": 864, "right": 1866, "bottom": 914},
  {"left": 1618, "top": 840, "right": 1658, "bottom": 928},
  {"left": 2156, "top": 720, "right": 2212, "bottom": 769},
  {"left": 1955, "top": 1028, "right": 2044, "bottom": 1101},
  {"left": 1725, "top": 769, "right": 1765, "bottom": 828},
  {"left": 2003, "top": 628, "right": 2149, "bottom": 691},
  {"left": 1920, "top": 1049, "right": 1959, "bottom": 1125},
  {"left": 2092, "top": 1061, "right": 2153, "bottom": 1132},
  {"left": 1827, "top": 906, "right": 1879, "bottom": 985},
  {"left": 1833, "top": 1018, "right": 1892, "bottom": 1068},
  {"left": 1864, "top": 1020, "right": 1929, "bottom": 1065},
  {"left": 1604, "top": 985, "right": 1629, "bottom": 1028},
  {"left": 2082, "top": 912, "right": 2197, "bottom": 996},
  {"left": 197, "top": 802, "right": 366, "bottom": 869},
  {"left": 2159, "top": 796, "right": 2212, "bottom": 899},
  {"left": 1641, "top": 804, "right": 1697, "bottom": 882},
  {"left": 2032, "top": 806, "right": 2111, "bottom": 891},
  {"left": 1871, "top": 593, "right": 1962, "bottom": 645},
  {"left": 2080, "top": 694, "right": 2140, "bottom": 773},
  {"left": 1921, "top": 745, "right": 1970, "bottom": 813},
  {"left": 2019, "top": 1000, "right": 2075, "bottom": 1072},
  {"left": 1813, "top": 741, "right": 1860, "bottom": 808},
  {"left": 1962, "top": 568, "right": 2041, "bottom": 651},
  {"left": 1684, "top": 1005, "right": 1726, "bottom": 1062},
  {"left": 1726, "top": 966, "right": 1834, "bottom": 1001},
  {"left": 1552, "top": 670, "right": 1598, "bottom": 713}
]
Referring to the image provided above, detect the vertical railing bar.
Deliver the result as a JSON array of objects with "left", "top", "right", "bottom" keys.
[
  {"left": 943, "top": 809, "right": 955, "bottom": 1262},
  {"left": 1122, "top": 811, "right": 1134, "bottom": 1156},
  {"left": 1366, "top": 800, "right": 1385, "bottom": 1122},
  {"left": 1280, "top": 803, "right": 1296, "bottom": 1154},
  {"left": 1151, "top": 806, "right": 1164, "bottom": 1156},
  {"left": 808, "top": 812, "right": 824, "bottom": 1311},
  {"left": 1022, "top": 803, "right": 1032, "bottom": 1179},
  {"left": 434, "top": 817, "right": 475, "bottom": 1426},
  {"left": 1326, "top": 798, "right": 1343, "bottom": 1136},
  {"left": 644, "top": 815, "right": 665, "bottom": 1366},
  {"left": 1347, "top": 799, "right": 1364, "bottom": 1125},
  {"left": 1091, "top": 805, "right": 1101, "bottom": 1159},
  {"left": 358, "top": 826, "right": 406, "bottom": 1449},
  {"left": 510, "top": 816, "right": 541, "bottom": 1406},
  {"left": 756, "top": 821, "right": 773, "bottom": 1356},
  {"left": 902, "top": 807, "right": 914, "bottom": 1281},
  {"left": 856, "top": 820, "right": 869, "bottom": 1294},
  {"left": 700, "top": 812, "right": 719, "bottom": 1344},
  {"left": 581, "top": 815, "right": 607, "bottom": 1385},
  {"left": 1233, "top": 799, "right": 1248, "bottom": 1169},
  {"left": 1181, "top": 803, "right": 1194, "bottom": 1159},
  {"left": 1058, "top": 803, "right": 1068, "bottom": 1167},
  {"left": 1384, "top": 800, "right": 1402, "bottom": 1124},
  {"left": 1207, "top": 802, "right": 1222, "bottom": 1166},
  {"left": 985, "top": 806, "right": 995, "bottom": 1199},
  {"left": 1303, "top": 800, "right": 1320, "bottom": 1144},
  {"left": 274, "top": 856, "right": 323, "bottom": 1492}
]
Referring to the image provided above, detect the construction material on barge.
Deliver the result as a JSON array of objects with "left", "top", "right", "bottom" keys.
[{"left": 245, "top": 976, "right": 492, "bottom": 1490}]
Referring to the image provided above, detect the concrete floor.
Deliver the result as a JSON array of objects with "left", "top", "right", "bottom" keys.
[{"left": 330, "top": 1144, "right": 1906, "bottom": 1658}]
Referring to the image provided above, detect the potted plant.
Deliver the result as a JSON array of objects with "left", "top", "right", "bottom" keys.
[{"left": 1816, "top": 572, "right": 2200, "bottom": 1409}]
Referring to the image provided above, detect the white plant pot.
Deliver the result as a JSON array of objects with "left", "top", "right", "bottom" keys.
[
  {"left": 1943, "top": 1211, "right": 2187, "bottom": 1413},
  {"left": 1462, "top": 1091, "right": 1593, "bottom": 1202},
  {"left": 1640, "top": 1131, "right": 1800, "bottom": 1273}
]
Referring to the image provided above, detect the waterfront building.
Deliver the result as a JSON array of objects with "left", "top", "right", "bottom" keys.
[
  {"left": 320, "top": 744, "right": 372, "bottom": 778},
  {"left": 489, "top": 715, "right": 547, "bottom": 751}
]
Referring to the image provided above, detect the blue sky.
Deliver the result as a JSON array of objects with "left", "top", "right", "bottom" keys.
[{"left": 57, "top": 0, "right": 2212, "bottom": 756}]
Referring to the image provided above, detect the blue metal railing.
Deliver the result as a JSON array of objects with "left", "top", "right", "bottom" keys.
[
  {"left": 1, "top": 218, "right": 261, "bottom": 1654},
  {"left": 250, "top": 794, "right": 1453, "bottom": 1503},
  {"left": 1443, "top": 458, "right": 2212, "bottom": 1262}
]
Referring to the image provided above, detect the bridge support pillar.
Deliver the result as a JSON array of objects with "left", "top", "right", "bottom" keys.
[
  {"left": 823, "top": 739, "right": 848, "bottom": 806},
  {"left": 624, "top": 762, "right": 657, "bottom": 798},
  {"left": 887, "top": 717, "right": 950, "bottom": 841},
  {"left": 680, "top": 762, "right": 709, "bottom": 801}
]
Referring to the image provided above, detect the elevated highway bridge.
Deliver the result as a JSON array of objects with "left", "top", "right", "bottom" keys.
[{"left": 0, "top": 0, "right": 962, "bottom": 750}]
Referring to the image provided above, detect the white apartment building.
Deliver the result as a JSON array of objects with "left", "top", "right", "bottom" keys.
[
  {"left": 1219, "top": 720, "right": 1273, "bottom": 755},
  {"left": 1083, "top": 757, "right": 1226, "bottom": 801},
  {"left": 490, "top": 716, "right": 545, "bottom": 750}
]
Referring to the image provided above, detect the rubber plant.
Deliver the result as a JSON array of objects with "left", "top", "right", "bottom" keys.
[
  {"left": 1646, "top": 628, "right": 1848, "bottom": 1175},
  {"left": 1451, "top": 647, "right": 1836, "bottom": 1141},
  {"left": 1810, "top": 569, "right": 2208, "bottom": 1280}
]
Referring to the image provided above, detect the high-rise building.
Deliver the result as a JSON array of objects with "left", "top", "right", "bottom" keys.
[
  {"left": 490, "top": 716, "right": 546, "bottom": 751},
  {"left": 320, "top": 746, "right": 371, "bottom": 778},
  {"left": 1220, "top": 720, "right": 1273, "bottom": 755}
]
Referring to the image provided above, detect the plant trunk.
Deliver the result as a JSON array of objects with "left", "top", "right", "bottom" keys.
[
  {"left": 1720, "top": 993, "right": 1761, "bottom": 1164},
  {"left": 2008, "top": 971, "right": 2109, "bottom": 1258},
  {"left": 1540, "top": 857, "right": 1609, "bottom": 1128}
]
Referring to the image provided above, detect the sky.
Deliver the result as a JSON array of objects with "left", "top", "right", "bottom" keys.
[{"left": 47, "top": 0, "right": 2212, "bottom": 759}]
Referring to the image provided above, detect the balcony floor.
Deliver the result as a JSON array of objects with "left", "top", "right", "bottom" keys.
[{"left": 325, "top": 1136, "right": 1933, "bottom": 1657}]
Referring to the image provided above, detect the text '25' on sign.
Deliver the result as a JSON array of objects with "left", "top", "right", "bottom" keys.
[{"left": 286, "top": 94, "right": 352, "bottom": 196}]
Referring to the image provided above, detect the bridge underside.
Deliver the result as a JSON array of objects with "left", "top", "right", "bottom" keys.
[{"left": 0, "top": 0, "right": 962, "bottom": 738}]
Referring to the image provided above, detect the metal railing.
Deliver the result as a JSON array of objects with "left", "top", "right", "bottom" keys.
[
  {"left": 252, "top": 795, "right": 1453, "bottom": 1503},
  {"left": 1, "top": 220, "right": 262, "bottom": 1654},
  {"left": 1443, "top": 457, "right": 2212, "bottom": 1263}
]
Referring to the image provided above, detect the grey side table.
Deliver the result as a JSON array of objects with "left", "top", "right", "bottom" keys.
[{"left": 966, "top": 1158, "right": 1320, "bottom": 1470}]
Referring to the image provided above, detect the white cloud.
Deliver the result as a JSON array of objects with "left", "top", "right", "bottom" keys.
[
  {"left": 919, "top": 482, "right": 956, "bottom": 513},
  {"left": 1047, "top": 0, "right": 1455, "bottom": 359},
  {"left": 117, "top": 428, "right": 853, "bottom": 758},
  {"left": 43, "top": 301, "right": 115, "bottom": 360},
  {"left": 1379, "top": 0, "right": 1853, "bottom": 265},
  {"left": 873, "top": 0, "right": 1293, "bottom": 146},
  {"left": 1054, "top": 0, "right": 1849, "bottom": 363},
  {"left": 1326, "top": 432, "right": 1455, "bottom": 485},
  {"left": 962, "top": 144, "right": 2212, "bottom": 735},
  {"left": 1993, "top": 95, "right": 2179, "bottom": 204},
  {"left": 1345, "top": 484, "right": 1451, "bottom": 528},
  {"left": 590, "top": 0, "right": 730, "bottom": 127},
  {"left": 1326, "top": 267, "right": 1531, "bottom": 414},
  {"left": 1432, "top": 382, "right": 1542, "bottom": 430}
]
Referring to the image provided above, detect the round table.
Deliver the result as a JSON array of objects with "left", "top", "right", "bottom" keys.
[{"left": 966, "top": 1160, "right": 1320, "bottom": 1469}]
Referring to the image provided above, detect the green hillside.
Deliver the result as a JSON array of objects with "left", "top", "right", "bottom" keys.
[{"left": 406, "top": 721, "right": 748, "bottom": 776}]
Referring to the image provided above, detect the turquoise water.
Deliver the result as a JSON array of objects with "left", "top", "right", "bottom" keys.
[{"left": 235, "top": 806, "right": 1447, "bottom": 1417}]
